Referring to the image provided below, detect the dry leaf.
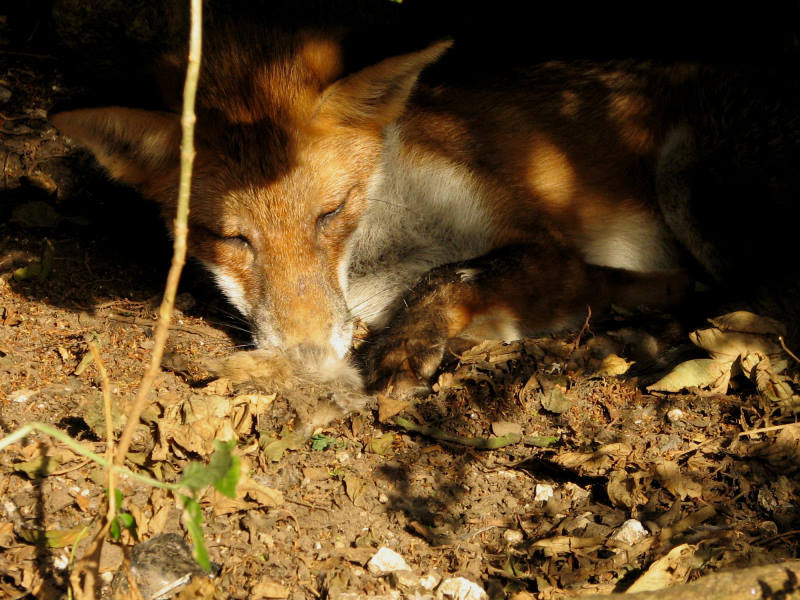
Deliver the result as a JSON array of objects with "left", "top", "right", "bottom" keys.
[
  {"left": 625, "top": 543, "right": 696, "bottom": 592},
  {"left": 708, "top": 311, "right": 786, "bottom": 336},
  {"left": 377, "top": 394, "right": 408, "bottom": 422},
  {"left": 647, "top": 312, "right": 795, "bottom": 398},
  {"left": 654, "top": 461, "right": 703, "bottom": 500},
  {"left": 606, "top": 470, "right": 649, "bottom": 510},
  {"left": 531, "top": 535, "right": 604, "bottom": 556},
  {"left": 251, "top": 580, "right": 290, "bottom": 599},
  {"left": 555, "top": 443, "right": 632, "bottom": 476},
  {"left": 0, "top": 521, "right": 16, "bottom": 547},
  {"left": 596, "top": 353, "right": 634, "bottom": 377},
  {"left": 541, "top": 386, "right": 571, "bottom": 414},
  {"left": 344, "top": 473, "right": 369, "bottom": 508},
  {"left": 647, "top": 358, "right": 730, "bottom": 394},
  {"left": 366, "top": 433, "right": 395, "bottom": 455},
  {"left": 491, "top": 421, "right": 522, "bottom": 437}
]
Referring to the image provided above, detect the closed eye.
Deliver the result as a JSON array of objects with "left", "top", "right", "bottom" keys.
[
  {"left": 196, "top": 225, "right": 252, "bottom": 248},
  {"left": 317, "top": 184, "right": 358, "bottom": 228},
  {"left": 317, "top": 200, "right": 345, "bottom": 225}
]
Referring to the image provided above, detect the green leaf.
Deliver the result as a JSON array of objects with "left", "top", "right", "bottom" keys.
[
  {"left": 12, "top": 239, "right": 55, "bottom": 282},
  {"left": 19, "top": 526, "right": 84, "bottom": 548},
  {"left": 180, "top": 439, "right": 239, "bottom": 495},
  {"left": 260, "top": 427, "right": 306, "bottom": 462},
  {"left": 182, "top": 495, "right": 211, "bottom": 573},
  {"left": 366, "top": 432, "right": 395, "bottom": 455},
  {"left": 15, "top": 455, "right": 61, "bottom": 478},
  {"left": 311, "top": 433, "right": 336, "bottom": 451},
  {"left": 110, "top": 518, "right": 120, "bottom": 541}
]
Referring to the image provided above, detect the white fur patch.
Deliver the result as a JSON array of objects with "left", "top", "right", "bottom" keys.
[
  {"left": 329, "top": 320, "right": 354, "bottom": 359},
  {"left": 344, "top": 123, "right": 495, "bottom": 326},
  {"left": 204, "top": 263, "right": 252, "bottom": 316}
]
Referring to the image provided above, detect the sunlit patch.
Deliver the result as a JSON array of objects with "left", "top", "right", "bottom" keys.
[
  {"left": 460, "top": 309, "right": 521, "bottom": 342},
  {"left": 526, "top": 138, "right": 575, "bottom": 208}
]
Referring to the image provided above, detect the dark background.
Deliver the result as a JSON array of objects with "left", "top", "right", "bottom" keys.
[{"left": 5, "top": 0, "right": 800, "bottom": 110}]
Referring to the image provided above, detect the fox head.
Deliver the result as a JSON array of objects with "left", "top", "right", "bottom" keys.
[{"left": 53, "top": 30, "right": 450, "bottom": 359}]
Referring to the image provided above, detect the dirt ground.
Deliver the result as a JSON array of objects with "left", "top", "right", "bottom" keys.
[{"left": 2, "top": 9, "right": 800, "bottom": 600}]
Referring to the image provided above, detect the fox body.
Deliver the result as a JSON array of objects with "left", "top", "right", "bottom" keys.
[{"left": 53, "top": 27, "right": 800, "bottom": 394}]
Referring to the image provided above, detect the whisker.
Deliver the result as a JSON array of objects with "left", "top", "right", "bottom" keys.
[
  {"left": 347, "top": 280, "right": 417, "bottom": 314},
  {"left": 203, "top": 319, "right": 253, "bottom": 334},
  {"left": 368, "top": 197, "right": 424, "bottom": 219}
]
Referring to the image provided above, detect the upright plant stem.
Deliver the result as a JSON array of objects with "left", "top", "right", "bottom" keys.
[{"left": 114, "top": 0, "right": 203, "bottom": 466}]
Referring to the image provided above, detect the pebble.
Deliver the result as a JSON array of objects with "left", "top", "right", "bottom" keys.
[
  {"left": 435, "top": 577, "right": 488, "bottom": 600},
  {"left": 667, "top": 408, "right": 685, "bottom": 423},
  {"left": 534, "top": 483, "right": 554, "bottom": 502},
  {"left": 420, "top": 572, "right": 441, "bottom": 590},
  {"left": 503, "top": 529, "right": 524, "bottom": 545},
  {"left": 367, "top": 547, "right": 410, "bottom": 575},
  {"left": 609, "top": 519, "right": 649, "bottom": 546}
]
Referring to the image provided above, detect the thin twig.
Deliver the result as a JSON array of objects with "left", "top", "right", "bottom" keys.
[
  {"left": 87, "top": 341, "right": 117, "bottom": 569},
  {"left": 395, "top": 416, "right": 522, "bottom": 449},
  {"left": 778, "top": 335, "right": 800, "bottom": 365},
  {"left": 107, "top": 313, "right": 226, "bottom": 339},
  {"left": 114, "top": 0, "right": 203, "bottom": 467},
  {"left": 738, "top": 422, "right": 800, "bottom": 438},
  {"left": 569, "top": 305, "right": 592, "bottom": 354}
]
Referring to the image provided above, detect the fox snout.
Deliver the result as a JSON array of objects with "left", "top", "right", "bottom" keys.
[
  {"left": 249, "top": 302, "right": 354, "bottom": 360},
  {"left": 240, "top": 267, "right": 354, "bottom": 362}
]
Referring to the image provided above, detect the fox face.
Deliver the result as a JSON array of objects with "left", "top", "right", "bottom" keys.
[{"left": 53, "top": 30, "right": 451, "bottom": 361}]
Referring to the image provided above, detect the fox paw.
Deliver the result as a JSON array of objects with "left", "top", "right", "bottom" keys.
[{"left": 366, "top": 331, "right": 446, "bottom": 397}]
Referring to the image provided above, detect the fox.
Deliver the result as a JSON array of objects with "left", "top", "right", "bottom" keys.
[{"left": 51, "top": 25, "right": 800, "bottom": 396}]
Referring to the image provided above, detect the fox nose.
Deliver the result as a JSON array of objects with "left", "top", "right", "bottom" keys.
[{"left": 251, "top": 308, "right": 353, "bottom": 359}]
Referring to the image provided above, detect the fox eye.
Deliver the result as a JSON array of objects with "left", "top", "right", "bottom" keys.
[
  {"left": 317, "top": 200, "right": 346, "bottom": 227},
  {"left": 198, "top": 225, "right": 251, "bottom": 248},
  {"left": 317, "top": 185, "right": 357, "bottom": 229}
]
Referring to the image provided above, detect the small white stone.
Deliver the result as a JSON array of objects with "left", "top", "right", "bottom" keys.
[
  {"left": 609, "top": 519, "right": 649, "bottom": 546},
  {"left": 53, "top": 552, "right": 69, "bottom": 570},
  {"left": 435, "top": 577, "right": 488, "bottom": 600},
  {"left": 534, "top": 484, "right": 554, "bottom": 502},
  {"left": 667, "top": 408, "right": 685, "bottom": 423},
  {"left": 378, "top": 493, "right": 389, "bottom": 504},
  {"left": 420, "top": 572, "right": 441, "bottom": 590},
  {"left": 10, "top": 389, "right": 34, "bottom": 402},
  {"left": 367, "top": 547, "right": 410, "bottom": 575},
  {"left": 503, "top": 529, "right": 524, "bottom": 545}
]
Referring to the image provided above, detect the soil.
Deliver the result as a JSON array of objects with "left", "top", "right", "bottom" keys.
[{"left": 2, "top": 9, "right": 800, "bottom": 600}]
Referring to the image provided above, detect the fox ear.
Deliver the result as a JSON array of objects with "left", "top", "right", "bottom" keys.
[
  {"left": 314, "top": 39, "right": 452, "bottom": 129},
  {"left": 51, "top": 108, "right": 181, "bottom": 187}
]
